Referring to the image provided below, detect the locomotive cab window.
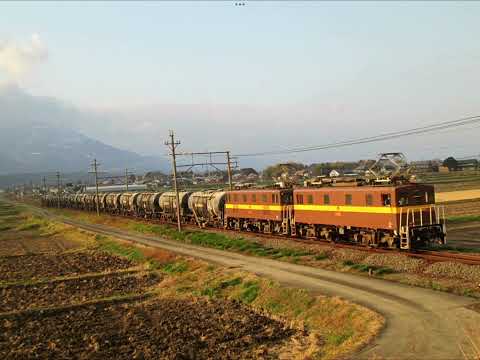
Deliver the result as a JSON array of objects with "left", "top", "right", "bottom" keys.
[
  {"left": 323, "top": 194, "right": 330, "bottom": 204},
  {"left": 381, "top": 194, "right": 391, "bottom": 206},
  {"left": 345, "top": 194, "right": 352, "bottom": 205},
  {"left": 307, "top": 194, "right": 313, "bottom": 204},
  {"left": 366, "top": 194, "right": 373, "bottom": 206},
  {"left": 296, "top": 194, "right": 304, "bottom": 204},
  {"left": 282, "top": 193, "right": 291, "bottom": 204}
]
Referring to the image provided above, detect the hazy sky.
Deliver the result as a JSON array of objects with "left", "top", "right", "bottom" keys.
[{"left": 1, "top": 1, "right": 479, "bottom": 167}]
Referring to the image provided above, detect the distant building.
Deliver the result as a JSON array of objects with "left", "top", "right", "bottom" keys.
[
  {"left": 411, "top": 160, "right": 440, "bottom": 173},
  {"left": 329, "top": 170, "right": 340, "bottom": 177},
  {"left": 457, "top": 159, "right": 479, "bottom": 171}
]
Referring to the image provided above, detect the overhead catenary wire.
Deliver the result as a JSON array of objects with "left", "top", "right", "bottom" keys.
[{"left": 234, "top": 115, "right": 480, "bottom": 157}]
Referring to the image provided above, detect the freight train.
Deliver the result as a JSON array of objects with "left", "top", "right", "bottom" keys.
[{"left": 42, "top": 179, "right": 446, "bottom": 250}]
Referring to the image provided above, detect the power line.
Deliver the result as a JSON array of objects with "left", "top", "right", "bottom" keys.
[{"left": 234, "top": 115, "right": 480, "bottom": 157}]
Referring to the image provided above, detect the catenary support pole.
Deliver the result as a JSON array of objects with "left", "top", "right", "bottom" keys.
[{"left": 165, "top": 130, "right": 182, "bottom": 231}]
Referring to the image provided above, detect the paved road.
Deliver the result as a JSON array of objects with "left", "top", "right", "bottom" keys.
[{"left": 26, "top": 206, "right": 480, "bottom": 359}]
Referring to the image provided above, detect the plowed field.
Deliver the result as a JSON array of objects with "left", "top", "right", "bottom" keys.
[
  {"left": 0, "top": 272, "right": 159, "bottom": 313},
  {"left": 0, "top": 201, "right": 298, "bottom": 359},
  {"left": 0, "top": 252, "right": 134, "bottom": 282},
  {"left": 0, "top": 299, "right": 295, "bottom": 359}
]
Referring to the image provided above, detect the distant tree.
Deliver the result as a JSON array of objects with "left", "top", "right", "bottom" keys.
[
  {"left": 263, "top": 162, "right": 305, "bottom": 179},
  {"left": 442, "top": 157, "right": 458, "bottom": 171}
]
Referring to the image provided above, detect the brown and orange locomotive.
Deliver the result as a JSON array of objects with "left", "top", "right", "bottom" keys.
[
  {"left": 291, "top": 183, "right": 445, "bottom": 249},
  {"left": 223, "top": 183, "right": 445, "bottom": 249}
]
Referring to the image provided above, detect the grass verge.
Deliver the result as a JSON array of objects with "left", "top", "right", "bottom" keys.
[{"left": 447, "top": 214, "right": 480, "bottom": 224}]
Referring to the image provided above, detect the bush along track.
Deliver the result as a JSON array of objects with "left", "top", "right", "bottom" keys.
[{"left": 0, "top": 200, "right": 383, "bottom": 359}]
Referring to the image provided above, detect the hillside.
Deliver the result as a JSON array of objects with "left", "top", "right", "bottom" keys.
[{"left": 0, "top": 86, "right": 165, "bottom": 175}]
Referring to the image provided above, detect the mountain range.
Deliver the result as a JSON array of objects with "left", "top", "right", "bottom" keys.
[{"left": 0, "top": 86, "right": 166, "bottom": 176}]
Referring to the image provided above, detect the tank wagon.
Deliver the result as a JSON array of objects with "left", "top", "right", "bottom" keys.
[
  {"left": 159, "top": 192, "right": 191, "bottom": 222},
  {"left": 44, "top": 181, "right": 446, "bottom": 250},
  {"left": 188, "top": 190, "right": 226, "bottom": 227},
  {"left": 136, "top": 192, "right": 162, "bottom": 218},
  {"left": 119, "top": 192, "right": 141, "bottom": 216},
  {"left": 104, "top": 193, "right": 122, "bottom": 214}
]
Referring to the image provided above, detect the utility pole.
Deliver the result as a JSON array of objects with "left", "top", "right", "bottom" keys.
[
  {"left": 165, "top": 130, "right": 182, "bottom": 231},
  {"left": 56, "top": 171, "right": 61, "bottom": 208},
  {"left": 90, "top": 159, "right": 100, "bottom": 216},
  {"left": 125, "top": 168, "right": 129, "bottom": 191},
  {"left": 226, "top": 151, "right": 233, "bottom": 190}
]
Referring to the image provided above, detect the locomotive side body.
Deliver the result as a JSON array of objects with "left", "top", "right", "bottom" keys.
[
  {"left": 224, "top": 189, "right": 292, "bottom": 234},
  {"left": 293, "top": 184, "right": 445, "bottom": 249}
]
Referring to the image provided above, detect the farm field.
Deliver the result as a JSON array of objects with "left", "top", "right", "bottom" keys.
[
  {"left": 437, "top": 189, "right": 480, "bottom": 203},
  {"left": 0, "top": 200, "right": 383, "bottom": 359},
  {"left": 439, "top": 197, "right": 480, "bottom": 249},
  {"left": 418, "top": 170, "right": 480, "bottom": 192}
]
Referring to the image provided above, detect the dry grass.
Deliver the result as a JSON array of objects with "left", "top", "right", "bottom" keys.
[{"left": 459, "top": 329, "right": 480, "bottom": 360}]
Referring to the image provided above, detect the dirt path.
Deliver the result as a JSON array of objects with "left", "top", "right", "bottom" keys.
[
  {"left": 24, "top": 205, "right": 480, "bottom": 360},
  {"left": 437, "top": 189, "right": 480, "bottom": 202}
]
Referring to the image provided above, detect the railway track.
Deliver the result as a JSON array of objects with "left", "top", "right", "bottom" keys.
[{"left": 410, "top": 250, "right": 480, "bottom": 265}]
